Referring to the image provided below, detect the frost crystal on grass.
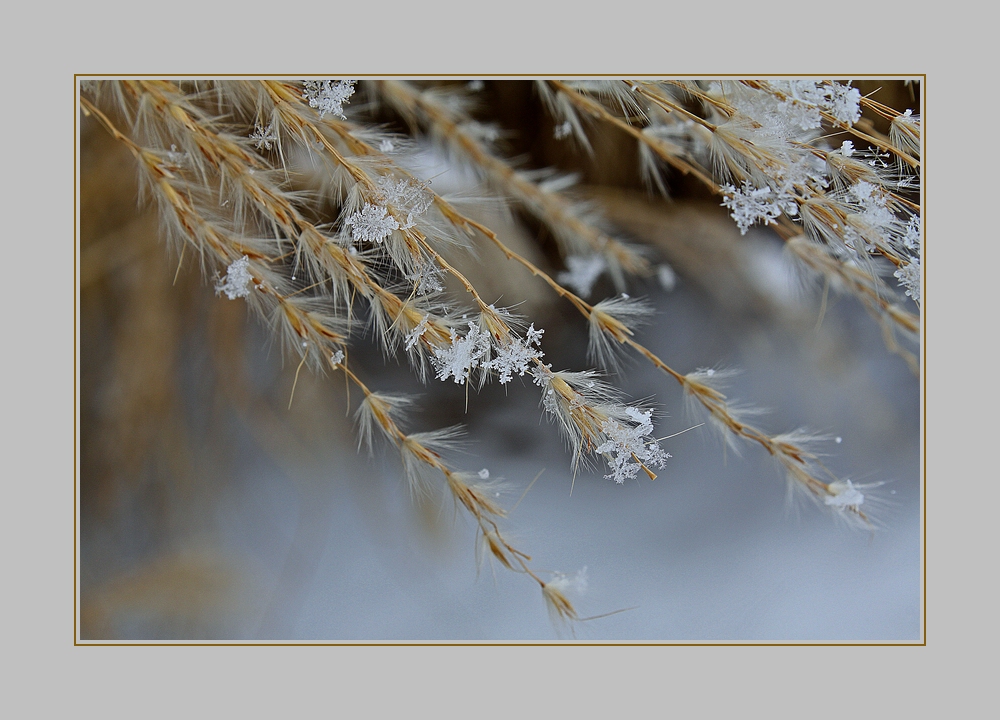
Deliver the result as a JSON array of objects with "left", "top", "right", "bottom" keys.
[
  {"left": 215, "top": 255, "right": 253, "bottom": 300},
  {"left": 765, "top": 80, "right": 826, "bottom": 131},
  {"left": 406, "top": 260, "right": 445, "bottom": 296},
  {"left": 733, "top": 80, "right": 823, "bottom": 137},
  {"left": 487, "top": 324, "right": 545, "bottom": 384},
  {"left": 721, "top": 181, "right": 790, "bottom": 235},
  {"left": 165, "top": 144, "right": 187, "bottom": 167},
  {"left": 548, "top": 566, "right": 588, "bottom": 594},
  {"left": 302, "top": 80, "right": 356, "bottom": 119},
  {"left": 843, "top": 180, "right": 897, "bottom": 252},
  {"left": 376, "top": 176, "right": 434, "bottom": 228},
  {"left": 344, "top": 203, "right": 399, "bottom": 244},
  {"left": 250, "top": 122, "right": 278, "bottom": 150},
  {"left": 596, "top": 407, "right": 671, "bottom": 484},
  {"left": 404, "top": 315, "right": 430, "bottom": 352},
  {"left": 848, "top": 181, "right": 894, "bottom": 227},
  {"left": 824, "top": 82, "right": 862, "bottom": 126},
  {"left": 432, "top": 322, "right": 491, "bottom": 384}
]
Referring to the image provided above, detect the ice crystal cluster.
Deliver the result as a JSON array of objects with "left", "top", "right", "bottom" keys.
[
  {"left": 596, "top": 407, "right": 672, "bottom": 484},
  {"left": 431, "top": 321, "right": 545, "bottom": 386},
  {"left": 302, "top": 79, "right": 356, "bottom": 119},
  {"left": 344, "top": 203, "right": 399, "bottom": 244},
  {"left": 706, "top": 80, "right": 921, "bottom": 307},
  {"left": 721, "top": 181, "right": 795, "bottom": 235},
  {"left": 214, "top": 256, "right": 253, "bottom": 300}
]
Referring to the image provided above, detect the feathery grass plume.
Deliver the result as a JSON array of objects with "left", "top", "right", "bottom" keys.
[
  {"left": 586, "top": 294, "right": 654, "bottom": 371},
  {"left": 889, "top": 110, "right": 921, "bottom": 160},
  {"left": 80, "top": 77, "right": 920, "bottom": 637},
  {"left": 542, "top": 569, "right": 585, "bottom": 630},
  {"left": 399, "top": 426, "right": 467, "bottom": 500},
  {"left": 355, "top": 391, "right": 414, "bottom": 454}
]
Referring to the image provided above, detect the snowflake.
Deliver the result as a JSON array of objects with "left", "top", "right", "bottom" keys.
[
  {"left": 547, "top": 566, "right": 588, "bottom": 594},
  {"left": 165, "top": 144, "right": 187, "bottom": 167},
  {"left": 460, "top": 120, "right": 501, "bottom": 143},
  {"left": 849, "top": 181, "right": 895, "bottom": 224},
  {"left": 344, "top": 203, "right": 399, "bottom": 244},
  {"left": 404, "top": 315, "right": 430, "bottom": 352},
  {"left": 595, "top": 407, "right": 671, "bottom": 484},
  {"left": 486, "top": 323, "right": 545, "bottom": 384},
  {"left": 214, "top": 256, "right": 253, "bottom": 300},
  {"left": 249, "top": 122, "right": 278, "bottom": 150},
  {"left": 844, "top": 181, "right": 897, "bottom": 252},
  {"left": 379, "top": 138, "right": 395, "bottom": 153},
  {"left": 721, "top": 181, "right": 789, "bottom": 235},
  {"left": 406, "top": 260, "right": 445, "bottom": 296},
  {"left": 302, "top": 79, "right": 356, "bottom": 120},
  {"left": 823, "top": 82, "right": 862, "bottom": 126},
  {"left": 376, "top": 176, "right": 434, "bottom": 229},
  {"left": 432, "top": 322, "right": 491, "bottom": 384},
  {"left": 767, "top": 80, "right": 827, "bottom": 131}
]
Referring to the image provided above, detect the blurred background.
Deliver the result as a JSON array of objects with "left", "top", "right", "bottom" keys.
[{"left": 78, "top": 80, "right": 921, "bottom": 641}]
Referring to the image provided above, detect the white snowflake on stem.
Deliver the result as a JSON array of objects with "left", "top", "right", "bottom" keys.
[
  {"left": 486, "top": 324, "right": 545, "bottom": 384},
  {"left": 302, "top": 79, "right": 356, "bottom": 120},
  {"left": 596, "top": 407, "right": 671, "bottom": 484},
  {"left": 721, "top": 181, "right": 790, "bottom": 235},
  {"left": 250, "top": 122, "right": 278, "bottom": 150},
  {"left": 214, "top": 256, "right": 253, "bottom": 300},
  {"left": 344, "top": 203, "right": 399, "bottom": 244},
  {"left": 432, "top": 322, "right": 491, "bottom": 384}
]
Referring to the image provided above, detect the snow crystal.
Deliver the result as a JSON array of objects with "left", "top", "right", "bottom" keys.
[
  {"left": 302, "top": 80, "right": 356, "bottom": 120},
  {"left": 486, "top": 323, "right": 545, "bottom": 384},
  {"left": 721, "top": 182, "right": 789, "bottom": 235},
  {"left": 376, "top": 176, "right": 433, "bottom": 229},
  {"left": 404, "top": 315, "right": 430, "bottom": 352},
  {"left": 432, "top": 322, "right": 491, "bottom": 384},
  {"left": 215, "top": 256, "right": 253, "bottom": 300},
  {"left": 344, "top": 203, "right": 399, "bottom": 244},
  {"left": 595, "top": 407, "right": 671, "bottom": 484},
  {"left": 250, "top": 122, "right": 278, "bottom": 150},
  {"left": 824, "top": 82, "right": 862, "bottom": 126}
]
